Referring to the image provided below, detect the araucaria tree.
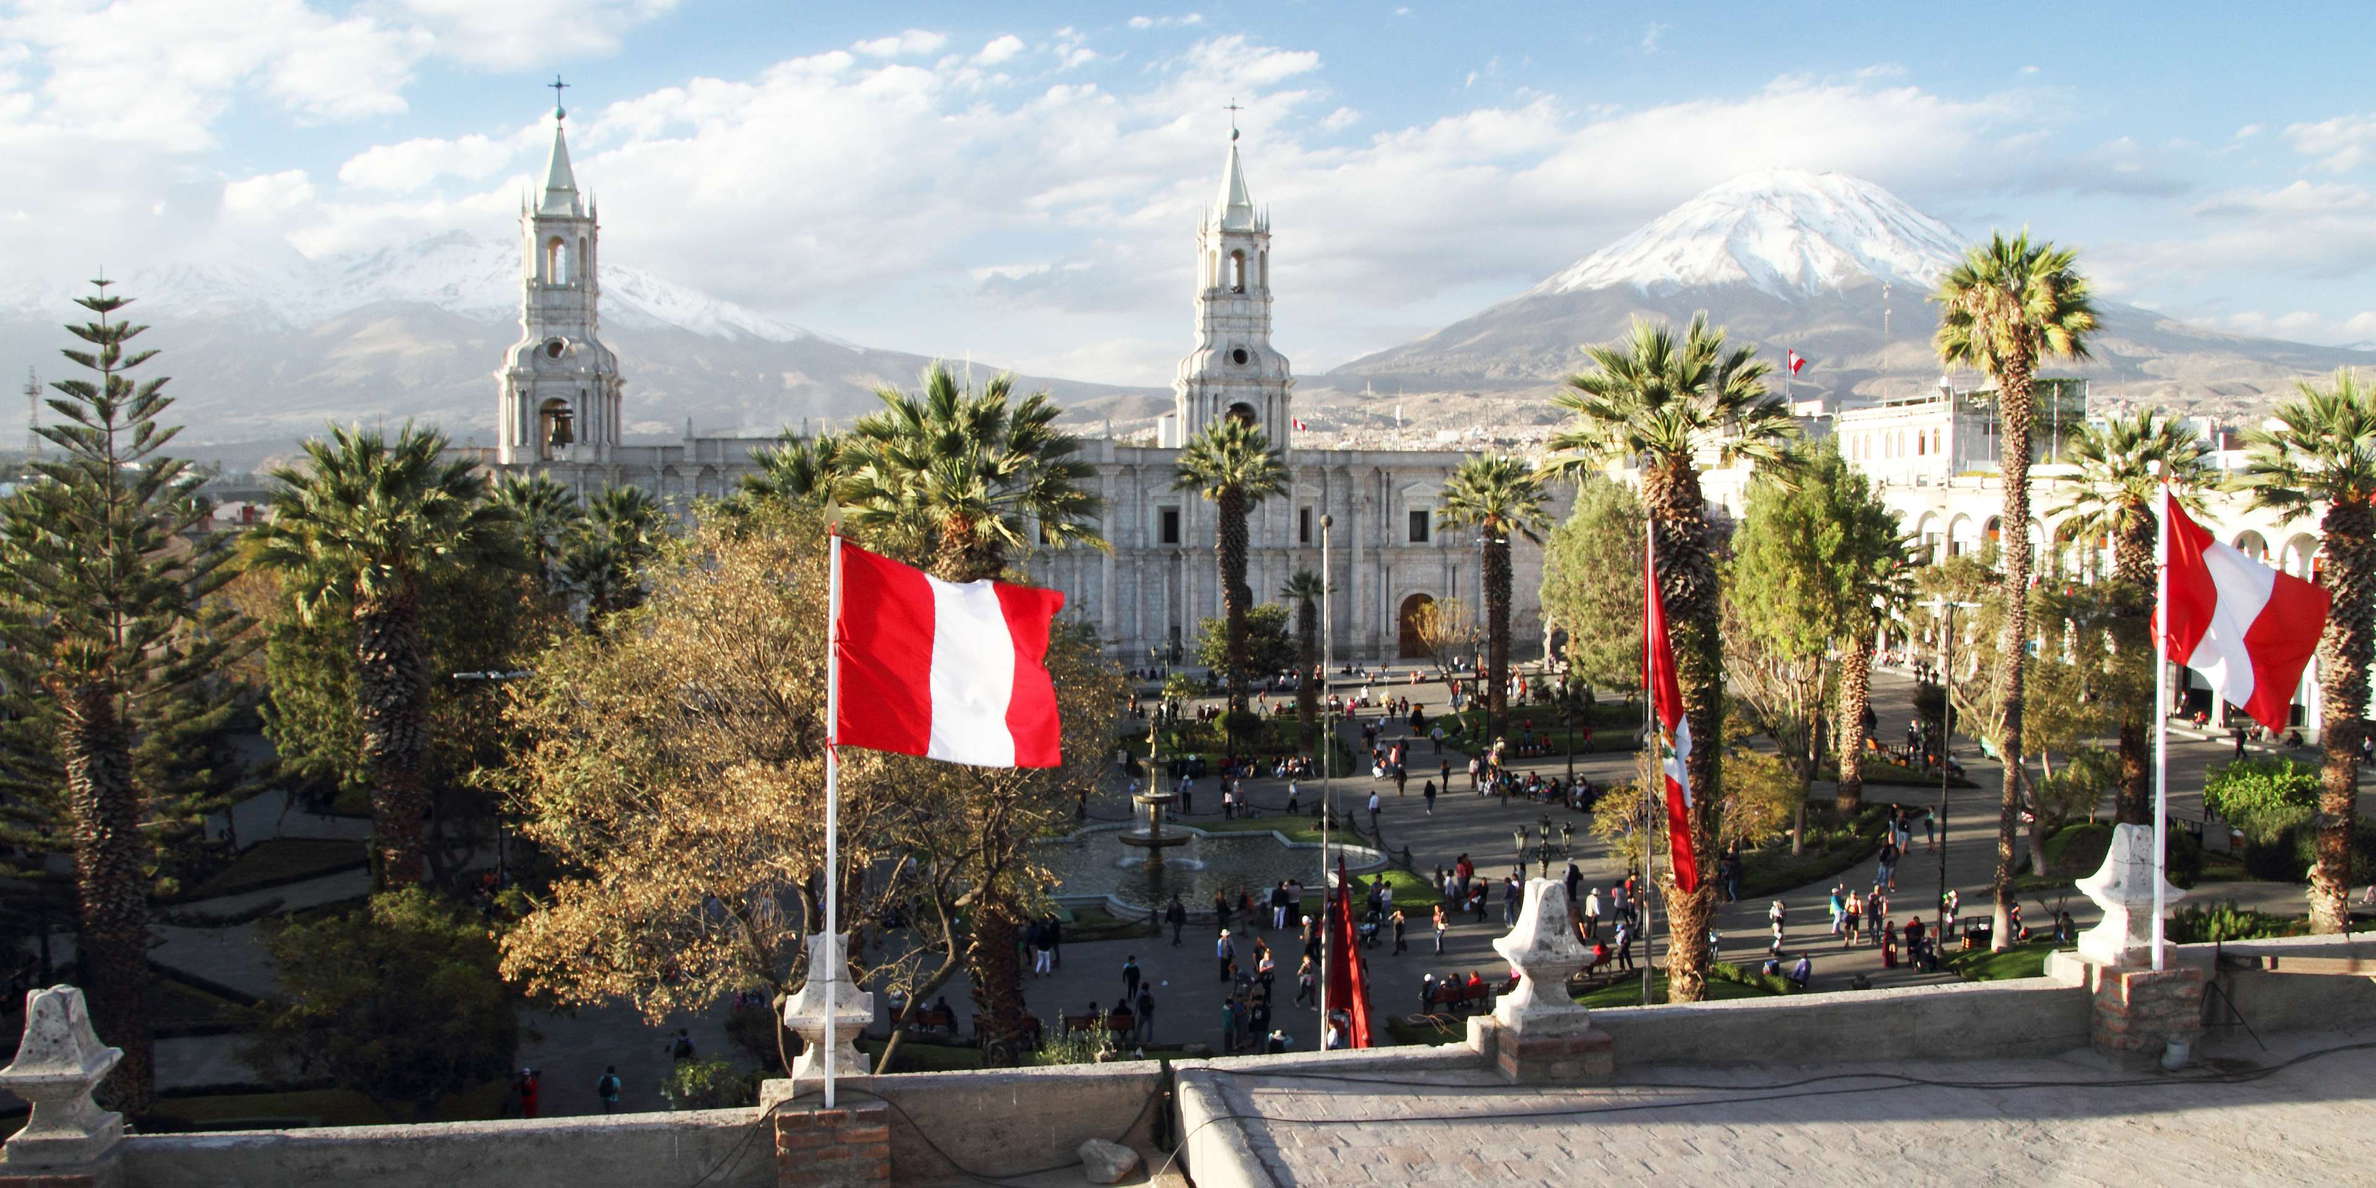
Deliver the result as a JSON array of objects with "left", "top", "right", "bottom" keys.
[
  {"left": 0, "top": 281, "right": 250, "bottom": 1110},
  {"left": 837, "top": 362, "right": 1107, "bottom": 1063},
  {"left": 250, "top": 425, "right": 518, "bottom": 887},
  {"left": 1176, "top": 417, "right": 1289, "bottom": 721},
  {"left": 1933, "top": 231, "right": 2097, "bottom": 950},
  {"left": 2239, "top": 369, "right": 2376, "bottom": 933},
  {"left": 1437, "top": 455, "right": 1551, "bottom": 725},
  {"left": 1541, "top": 314, "right": 1796, "bottom": 1001},
  {"left": 2050, "top": 411, "right": 2212, "bottom": 824}
]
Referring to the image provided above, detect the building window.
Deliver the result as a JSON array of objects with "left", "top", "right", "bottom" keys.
[
  {"left": 1299, "top": 507, "right": 1312, "bottom": 544},
  {"left": 1159, "top": 506, "right": 1181, "bottom": 546},
  {"left": 546, "top": 237, "right": 568, "bottom": 284},
  {"left": 1229, "top": 251, "right": 1246, "bottom": 293},
  {"left": 1408, "top": 509, "right": 1430, "bottom": 543}
]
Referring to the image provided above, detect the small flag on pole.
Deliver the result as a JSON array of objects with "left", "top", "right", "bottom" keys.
[
  {"left": 1642, "top": 539, "right": 1701, "bottom": 893},
  {"left": 1786, "top": 350, "right": 1807, "bottom": 375},
  {"left": 834, "top": 542, "right": 1067, "bottom": 767},
  {"left": 2158, "top": 489, "right": 2328, "bottom": 730}
]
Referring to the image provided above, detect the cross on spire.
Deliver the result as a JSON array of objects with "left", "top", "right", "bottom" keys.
[
  {"left": 1224, "top": 97, "right": 1242, "bottom": 141},
  {"left": 549, "top": 74, "right": 570, "bottom": 120}
]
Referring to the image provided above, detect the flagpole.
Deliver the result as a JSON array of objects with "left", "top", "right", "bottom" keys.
[
  {"left": 2151, "top": 484, "right": 2169, "bottom": 972},
  {"left": 823, "top": 532, "right": 844, "bottom": 1107},
  {"left": 1641, "top": 518, "right": 1657, "bottom": 1005},
  {"left": 1318, "top": 513, "right": 1333, "bottom": 1038}
]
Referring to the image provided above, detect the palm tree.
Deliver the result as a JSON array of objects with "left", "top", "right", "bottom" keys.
[
  {"left": 491, "top": 473, "right": 580, "bottom": 595},
  {"left": 1175, "top": 417, "right": 1288, "bottom": 720},
  {"left": 1281, "top": 569, "right": 1325, "bottom": 742},
  {"left": 740, "top": 431, "right": 847, "bottom": 507},
  {"left": 251, "top": 424, "right": 517, "bottom": 887},
  {"left": 2239, "top": 369, "right": 2376, "bottom": 934},
  {"left": 1541, "top": 314, "right": 1795, "bottom": 1001},
  {"left": 1437, "top": 455, "right": 1551, "bottom": 730},
  {"left": 835, "top": 362, "right": 1104, "bottom": 1064},
  {"left": 1835, "top": 553, "right": 1913, "bottom": 813},
  {"left": 2049, "top": 412, "right": 2212, "bottom": 824},
  {"left": 562, "top": 485, "right": 667, "bottom": 629},
  {"left": 1933, "top": 231, "right": 2098, "bottom": 950},
  {"left": 841, "top": 363, "right": 1103, "bottom": 582}
]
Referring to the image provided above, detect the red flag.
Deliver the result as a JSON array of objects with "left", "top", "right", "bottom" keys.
[
  {"left": 1642, "top": 538, "right": 1701, "bottom": 893},
  {"left": 2158, "top": 489, "right": 2328, "bottom": 730},
  {"left": 1324, "top": 860, "right": 1373, "bottom": 1048},
  {"left": 835, "top": 541, "right": 1067, "bottom": 767},
  {"left": 1786, "top": 349, "right": 1807, "bottom": 374}
]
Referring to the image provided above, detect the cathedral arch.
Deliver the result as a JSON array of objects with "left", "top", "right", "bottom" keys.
[
  {"left": 1396, "top": 592, "right": 1437, "bottom": 661},
  {"left": 537, "top": 397, "right": 574, "bottom": 459},
  {"left": 1228, "top": 250, "right": 1246, "bottom": 293},
  {"left": 546, "top": 236, "right": 569, "bottom": 284},
  {"left": 2232, "top": 529, "right": 2268, "bottom": 562},
  {"left": 1226, "top": 401, "right": 1258, "bottom": 426}
]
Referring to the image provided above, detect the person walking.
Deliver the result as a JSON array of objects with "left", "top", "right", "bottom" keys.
[
  {"left": 1843, "top": 891, "right": 1863, "bottom": 947},
  {"left": 1432, "top": 903, "right": 1449, "bottom": 953},
  {"left": 1422, "top": 780, "right": 1437, "bottom": 816},
  {"left": 595, "top": 1066, "right": 621, "bottom": 1114},
  {"left": 1391, "top": 908, "right": 1408, "bottom": 954},
  {"left": 1365, "top": 789, "right": 1381, "bottom": 836},
  {"left": 1828, "top": 884, "right": 1847, "bottom": 936},
  {"left": 516, "top": 1068, "right": 542, "bottom": 1119},
  {"left": 1583, "top": 887, "right": 1602, "bottom": 940},
  {"left": 1215, "top": 930, "right": 1236, "bottom": 982},
  {"left": 1166, "top": 895, "right": 1188, "bottom": 946},
  {"left": 1123, "top": 955, "right": 1142, "bottom": 1001},
  {"left": 1294, "top": 955, "right": 1317, "bottom": 1006},
  {"left": 1502, "top": 875, "right": 1522, "bottom": 926},
  {"left": 1613, "top": 918, "right": 1634, "bottom": 971},
  {"left": 1876, "top": 836, "right": 1900, "bottom": 892},
  {"left": 1135, "top": 986, "right": 1156, "bottom": 1045},
  {"left": 1768, "top": 899, "right": 1787, "bottom": 949}
]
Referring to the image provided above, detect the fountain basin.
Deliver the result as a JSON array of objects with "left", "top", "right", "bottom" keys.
[{"left": 1043, "top": 823, "right": 1388, "bottom": 917}]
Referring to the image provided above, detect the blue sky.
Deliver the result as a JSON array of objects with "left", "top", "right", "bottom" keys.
[{"left": 6, "top": 0, "right": 2376, "bottom": 382}]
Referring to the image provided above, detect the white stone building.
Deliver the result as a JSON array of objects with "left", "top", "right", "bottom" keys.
[{"left": 473, "top": 114, "right": 1559, "bottom": 666}]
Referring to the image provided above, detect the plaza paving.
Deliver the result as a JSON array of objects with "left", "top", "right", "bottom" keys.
[{"left": 1180, "top": 1023, "right": 2376, "bottom": 1185}]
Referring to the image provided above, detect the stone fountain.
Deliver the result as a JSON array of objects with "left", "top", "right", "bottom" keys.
[{"left": 1117, "top": 779, "right": 1193, "bottom": 870}]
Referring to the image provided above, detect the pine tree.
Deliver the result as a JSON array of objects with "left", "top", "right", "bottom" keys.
[{"left": 0, "top": 281, "right": 251, "bottom": 1110}]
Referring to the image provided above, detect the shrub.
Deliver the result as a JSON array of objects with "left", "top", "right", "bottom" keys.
[
  {"left": 2167, "top": 899, "right": 2308, "bottom": 945},
  {"left": 2290, "top": 819, "right": 2376, "bottom": 883},
  {"left": 2202, "top": 757, "right": 2319, "bottom": 845},
  {"left": 661, "top": 1058, "right": 758, "bottom": 1110}
]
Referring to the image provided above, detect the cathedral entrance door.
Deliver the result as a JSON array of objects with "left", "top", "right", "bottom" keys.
[{"left": 1396, "top": 593, "right": 1435, "bottom": 661}]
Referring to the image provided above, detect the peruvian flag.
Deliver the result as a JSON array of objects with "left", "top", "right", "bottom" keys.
[
  {"left": 1323, "top": 859, "right": 1373, "bottom": 1048},
  {"left": 1786, "top": 350, "right": 1807, "bottom": 375},
  {"left": 2158, "top": 489, "right": 2329, "bottom": 731},
  {"left": 834, "top": 541, "right": 1067, "bottom": 767},
  {"left": 1292, "top": 418, "right": 1309, "bottom": 431},
  {"left": 1641, "top": 539, "right": 1701, "bottom": 894}
]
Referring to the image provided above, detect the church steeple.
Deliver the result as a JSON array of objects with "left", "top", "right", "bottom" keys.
[
  {"left": 495, "top": 79, "right": 623, "bottom": 466},
  {"left": 1163, "top": 119, "right": 1293, "bottom": 450}
]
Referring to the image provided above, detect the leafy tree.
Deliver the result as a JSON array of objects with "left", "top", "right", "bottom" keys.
[
  {"left": 2048, "top": 411, "right": 2213, "bottom": 824},
  {"left": 1933, "top": 230, "right": 2099, "bottom": 949},
  {"left": 2238, "top": 368, "right": 2376, "bottom": 932},
  {"left": 1724, "top": 440, "right": 1900, "bottom": 823},
  {"left": 1408, "top": 596, "right": 1478, "bottom": 676},
  {"left": 1438, "top": 455, "right": 1550, "bottom": 722},
  {"left": 246, "top": 887, "right": 517, "bottom": 1120},
  {"left": 561, "top": 485, "right": 667, "bottom": 630},
  {"left": 1194, "top": 603, "right": 1297, "bottom": 690},
  {"left": 496, "top": 502, "right": 1119, "bottom": 1075},
  {"left": 2202, "top": 756, "right": 2321, "bottom": 847},
  {"left": 1281, "top": 570, "right": 1324, "bottom": 737},
  {"left": 249, "top": 424, "right": 520, "bottom": 887},
  {"left": 0, "top": 281, "right": 252, "bottom": 1110},
  {"left": 662, "top": 1059, "right": 759, "bottom": 1110},
  {"left": 1175, "top": 417, "right": 1289, "bottom": 719},
  {"left": 490, "top": 473, "right": 580, "bottom": 596},
  {"left": 1538, "top": 471, "right": 1645, "bottom": 699},
  {"left": 1542, "top": 313, "right": 1796, "bottom": 1001}
]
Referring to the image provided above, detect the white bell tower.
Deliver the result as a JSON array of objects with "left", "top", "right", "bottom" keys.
[
  {"left": 1162, "top": 121, "right": 1294, "bottom": 449},
  {"left": 496, "top": 78, "right": 624, "bottom": 465}
]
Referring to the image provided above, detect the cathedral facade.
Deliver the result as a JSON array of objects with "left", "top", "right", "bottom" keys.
[{"left": 475, "top": 114, "right": 1560, "bottom": 667}]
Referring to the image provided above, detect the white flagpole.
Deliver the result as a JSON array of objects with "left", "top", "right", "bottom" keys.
[
  {"left": 2151, "top": 484, "right": 2169, "bottom": 973},
  {"left": 1318, "top": 514, "right": 1332, "bottom": 1036},
  {"left": 823, "top": 532, "right": 844, "bottom": 1106},
  {"left": 1641, "top": 518, "right": 1658, "bottom": 1005}
]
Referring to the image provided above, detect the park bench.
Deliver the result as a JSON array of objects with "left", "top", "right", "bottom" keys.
[
  {"left": 1060, "top": 1011, "right": 1101, "bottom": 1036},
  {"left": 904, "top": 1005, "right": 957, "bottom": 1036},
  {"left": 974, "top": 1014, "right": 1043, "bottom": 1052},
  {"left": 1103, "top": 1010, "right": 1136, "bottom": 1038}
]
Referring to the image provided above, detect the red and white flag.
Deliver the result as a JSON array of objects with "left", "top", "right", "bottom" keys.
[
  {"left": 834, "top": 541, "right": 1066, "bottom": 767},
  {"left": 1642, "top": 539, "right": 1701, "bottom": 894},
  {"left": 1291, "top": 417, "right": 1309, "bottom": 431},
  {"left": 1786, "top": 350, "right": 1807, "bottom": 375},
  {"left": 2158, "top": 489, "right": 2328, "bottom": 731}
]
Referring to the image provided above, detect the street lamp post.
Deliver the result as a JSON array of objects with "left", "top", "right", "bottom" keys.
[{"left": 1923, "top": 598, "right": 1980, "bottom": 962}]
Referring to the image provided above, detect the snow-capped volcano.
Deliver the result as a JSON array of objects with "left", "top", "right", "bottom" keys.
[{"left": 1530, "top": 169, "right": 1965, "bottom": 299}]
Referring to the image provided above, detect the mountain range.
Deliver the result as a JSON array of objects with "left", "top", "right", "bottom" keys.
[{"left": 1321, "top": 169, "right": 2375, "bottom": 425}]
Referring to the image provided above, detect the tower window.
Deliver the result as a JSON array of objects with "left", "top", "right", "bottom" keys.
[
  {"left": 544, "top": 338, "right": 566, "bottom": 359},
  {"left": 1229, "top": 250, "right": 1245, "bottom": 293},
  {"left": 546, "top": 237, "right": 569, "bottom": 284},
  {"left": 1226, "top": 402, "right": 1257, "bottom": 426},
  {"left": 1159, "top": 506, "right": 1182, "bottom": 545},
  {"left": 1408, "top": 509, "right": 1431, "bottom": 543},
  {"left": 1231, "top": 348, "right": 1250, "bottom": 366}
]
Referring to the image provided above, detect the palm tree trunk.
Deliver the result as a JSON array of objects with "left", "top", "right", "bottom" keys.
[
  {"left": 1990, "top": 355, "right": 2036, "bottom": 951},
  {"left": 58, "top": 680, "right": 154, "bottom": 1112},
  {"left": 2308, "top": 501, "right": 2373, "bottom": 933},
  {"left": 1485, "top": 536, "right": 1513, "bottom": 721},
  {"left": 2112, "top": 516, "right": 2154, "bottom": 825},
  {"left": 1219, "top": 488, "right": 1251, "bottom": 716},
  {"left": 1643, "top": 463, "right": 1718, "bottom": 1003},
  {"left": 355, "top": 585, "right": 432, "bottom": 888},
  {"left": 966, "top": 903, "right": 1030, "bottom": 1066},
  {"left": 1835, "top": 638, "right": 1874, "bottom": 813}
]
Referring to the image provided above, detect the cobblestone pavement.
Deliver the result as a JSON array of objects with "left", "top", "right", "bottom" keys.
[{"left": 1189, "top": 1025, "right": 2376, "bottom": 1186}]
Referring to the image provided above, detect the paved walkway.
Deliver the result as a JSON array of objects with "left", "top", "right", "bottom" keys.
[{"left": 1188, "top": 1024, "right": 2376, "bottom": 1186}]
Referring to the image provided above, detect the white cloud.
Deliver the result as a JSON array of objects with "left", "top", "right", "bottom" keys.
[
  {"left": 853, "top": 29, "right": 949, "bottom": 58},
  {"left": 1127, "top": 13, "right": 1204, "bottom": 30},
  {"left": 2213, "top": 308, "right": 2376, "bottom": 346},
  {"left": 222, "top": 170, "right": 317, "bottom": 219},
  {"left": 974, "top": 34, "right": 1026, "bottom": 66},
  {"left": 1320, "top": 106, "right": 1360, "bottom": 131},
  {"left": 1641, "top": 22, "right": 1668, "bottom": 54},
  {"left": 394, "top": 0, "right": 683, "bottom": 69},
  {"left": 338, "top": 131, "right": 526, "bottom": 192},
  {"left": 2284, "top": 112, "right": 2376, "bottom": 172}
]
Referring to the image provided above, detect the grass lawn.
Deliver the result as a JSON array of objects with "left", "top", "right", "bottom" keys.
[
  {"left": 1820, "top": 759, "right": 1976, "bottom": 789},
  {"left": 857, "top": 1034, "right": 1197, "bottom": 1072},
  {"left": 1573, "top": 971, "right": 1780, "bottom": 1008},
  {"left": 150, "top": 972, "right": 251, "bottom": 1034},
  {"left": 180, "top": 838, "right": 367, "bottom": 901},
  {"left": 1946, "top": 938, "right": 2064, "bottom": 982},
  {"left": 1436, "top": 706, "right": 1642, "bottom": 757},
  {"left": 1062, "top": 904, "right": 1157, "bottom": 942}
]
